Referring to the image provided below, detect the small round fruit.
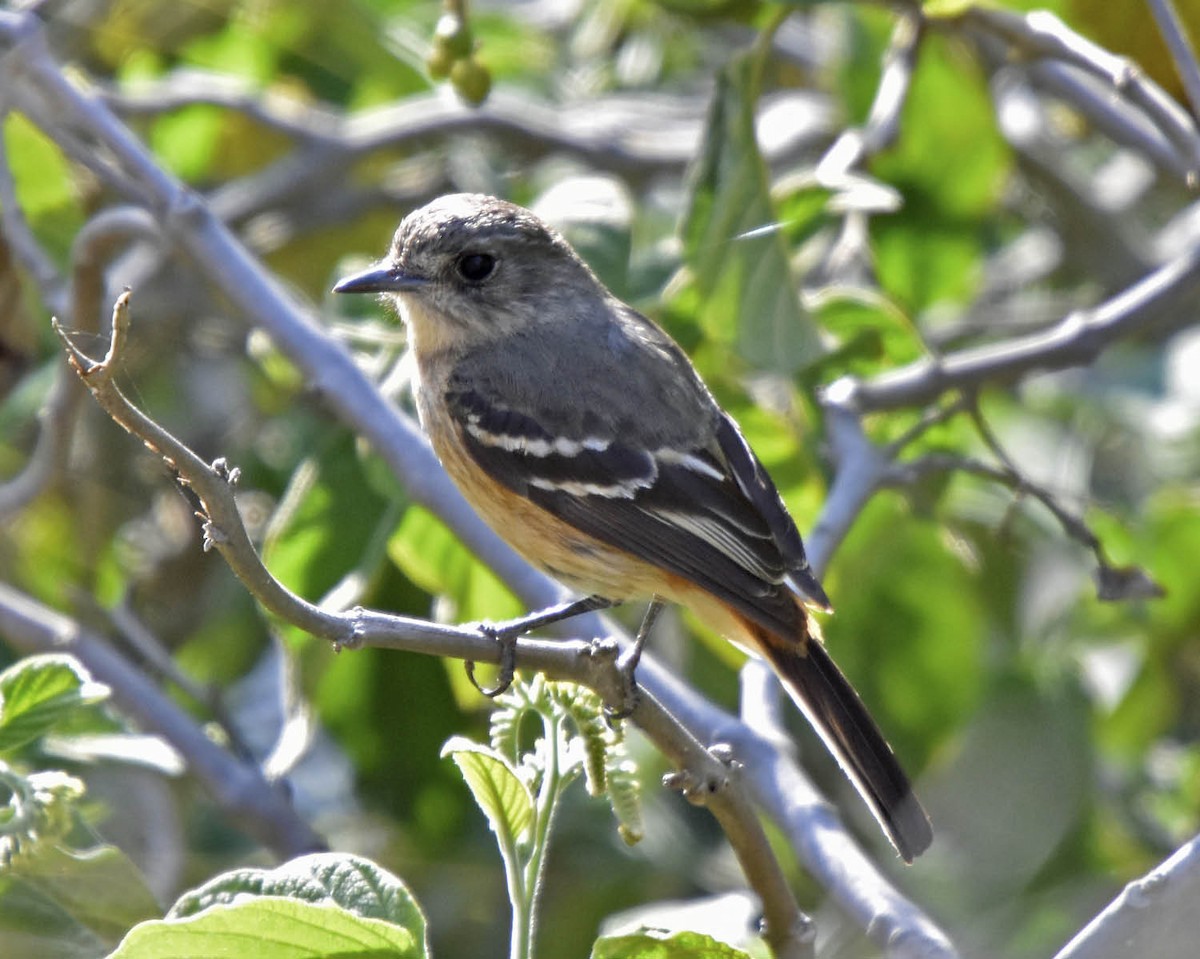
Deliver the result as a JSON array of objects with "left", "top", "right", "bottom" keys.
[{"left": 450, "top": 57, "right": 491, "bottom": 105}]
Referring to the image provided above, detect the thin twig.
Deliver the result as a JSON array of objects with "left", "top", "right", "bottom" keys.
[
  {"left": 817, "top": 10, "right": 923, "bottom": 182},
  {"left": 828, "top": 247, "right": 1200, "bottom": 414},
  {"left": 957, "top": 6, "right": 1200, "bottom": 185},
  {"left": 0, "top": 208, "right": 159, "bottom": 520},
  {"left": 1147, "top": 0, "right": 1200, "bottom": 121},
  {"left": 806, "top": 401, "right": 894, "bottom": 573}
]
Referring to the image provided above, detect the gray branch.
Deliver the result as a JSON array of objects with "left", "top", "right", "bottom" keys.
[
  {"left": 0, "top": 579, "right": 324, "bottom": 858},
  {"left": 1147, "top": 0, "right": 1200, "bottom": 121},
  {"left": 955, "top": 5, "right": 1200, "bottom": 185},
  {"left": 827, "top": 246, "right": 1200, "bottom": 414},
  {"left": 1051, "top": 834, "right": 1200, "bottom": 959}
]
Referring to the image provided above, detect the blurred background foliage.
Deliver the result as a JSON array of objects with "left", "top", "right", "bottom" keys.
[{"left": 2, "top": 0, "right": 1200, "bottom": 957}]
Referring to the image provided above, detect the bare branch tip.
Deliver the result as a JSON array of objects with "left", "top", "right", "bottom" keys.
[{"left": 1094, "top": 564, "right": 1167, "bottom": 603}]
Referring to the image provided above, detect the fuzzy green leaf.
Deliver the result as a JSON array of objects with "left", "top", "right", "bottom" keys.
[
  {"left": 442, "top": 737, "right": 534, "bottom": 843},
  {"left": 168, "top": 852, "right": 426, "bottom": 948},
  {"left": 107, "top": 897, "right": 420, "bottom": 959}
]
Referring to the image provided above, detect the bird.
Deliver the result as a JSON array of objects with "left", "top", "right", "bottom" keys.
[{"left": 334, "top": 193, "right": 932, "bottom": 862}]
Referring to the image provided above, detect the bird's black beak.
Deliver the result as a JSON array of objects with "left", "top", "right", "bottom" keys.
[{"left": 333, "top": 265, "right": 429, "bottom": 295}]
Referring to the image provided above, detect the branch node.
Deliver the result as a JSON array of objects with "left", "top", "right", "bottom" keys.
[
  {"left": 585, "top": 635, "right": 621, "bottom": 665},
  {"left": 709, "top": 742, "right": 739, "bottom": 769},
  {"left": 161, "top": 185, "right": 208, "bottom": 232},
  {"left": 1111, "top": 58, "right": 1138, "bottom": 92},
  {"left": 201, "top": 518, "right": 227, "bottom": 551},
  {"left": 663, "top": 763, "right": 731, "bottom": 806},
  {"left": 339, "top": 611, "right": 369, "bottom": 652},
  {"left": 211, "top": 457, "right": 241, "bottom": 487}
]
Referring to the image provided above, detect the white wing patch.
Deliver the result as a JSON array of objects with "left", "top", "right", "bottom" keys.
[
  {"left": 464, "top": 417, "right": 611, "bottom": 457},
  {"left": 653, "top": 447, "right": 726, "bottom": 481},
  {"left": 529, "top": 475, "right": 653, "bottom": 498}
]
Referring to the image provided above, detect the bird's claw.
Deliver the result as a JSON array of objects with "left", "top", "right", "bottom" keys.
[
  {"left": 465, "top": 623, "right": 519, "bottom": 698},
  {"left": 603, "top": 642, "right": 643, "bottom": 722}
]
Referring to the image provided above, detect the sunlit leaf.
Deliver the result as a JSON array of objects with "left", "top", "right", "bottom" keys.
[
  {"left": 442, "top": 736, "right": 534, "bottom": 844},
  {"left": 592, "top": 928, "right": 754, "bottom": 959},
  {"left": 1, "top": 114, "right": 83, "bottom": 258},
  {"left": 107, "top": 897, "right": 421, "bottom": 959},
  {"left": 0, "top": 656, "right": 109, "bottom": 756},
  {"left": 681, "top": 51, "right": 824, "bottom": 373},
  {"left": 168, "top": 852, "right": 426, "bottom": 947}
]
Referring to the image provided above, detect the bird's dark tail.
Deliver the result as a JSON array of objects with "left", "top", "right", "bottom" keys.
[{"left": 745, "top": 615, "right": 933, "bottom": 863}]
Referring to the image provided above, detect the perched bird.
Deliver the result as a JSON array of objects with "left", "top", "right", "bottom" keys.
[{"left": 334, "top": 193, "right": 932, "bottom": 861}]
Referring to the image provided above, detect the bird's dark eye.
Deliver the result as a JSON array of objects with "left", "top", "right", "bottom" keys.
[{"left": 456, "top": 252, "right": 496, "bottom": 283}]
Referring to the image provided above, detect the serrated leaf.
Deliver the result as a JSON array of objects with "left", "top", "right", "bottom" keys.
[
  {"left": 592, "top": 928, "right": 754, "bottom": 958},
  {"left": 0, "top": 656, "right": 110, "bottom": 755},
  {"left": 681, "top": 51, "right": 824, "bottom": 374},
  {"left": 168, "top": 853, "right": 426, "bottom": 950},
  {"left": 441, "top": 737, "right": 534, "bottom": 843},
  {"left": 106, "top": 897, "right": 420, "bottom": 959}
]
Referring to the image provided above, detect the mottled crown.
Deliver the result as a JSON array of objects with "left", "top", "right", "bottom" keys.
[{"left": 389, "top": 193, "right": 577, "bottom": 267}]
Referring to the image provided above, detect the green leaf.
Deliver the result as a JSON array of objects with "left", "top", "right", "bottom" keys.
[
  {"left": 824, "top": 497, "right": 985, "bottom": 758},
  {"left": 807, "top": 284, "right": 923, "bottom": 378},
  {"left": 441, "top": 737, "right": 534, "bottom": 843},
  {"left": 1, "top": 114, "right": 84, "bottom": 260},
  {"left": 0, "top": 874, "right": 108, "bottom": 959},
  {"left": 921, "top": 0, "right": 981, "bottom": 16},
  {"left": 871, "top": 34, "right": 1009, "bottom": 220},
  {"left": 387, "top": 506, "right": 522, "bottom": 624},
  {"left": 1, "top": 115, "right": 78, "bottom": 220},
  {"left": 681, "top": 51, "right": 824, "bottom": 373},
  {"left": 867, "top": 32, "right": 1011, "bottom": 313},
  {"left": 264, "top": 430, "right": 396, "bottom": 607},
  {"left": 106, "top": 897, "right": 420, "bottom": 959},
  {"left": 168, "top": 854, "right": 426, "bottom": 941},
  {"left": 872, "top": 215, "right": 985, "bottom": 316},
  {"left": 0, "top": 656, "right": 109, "bottom": 755},
  {"left": 592, "top": 928, "right": 754, "bottom": 958},
  {"left": 920, "top": 676, "right": 1092, "bottom": 896},
  {"left": 147, "top": 106, "right": 225, "bottom": 183},
  {"left": 10, "top": 845, "right": 162, "bottom": 946}
]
